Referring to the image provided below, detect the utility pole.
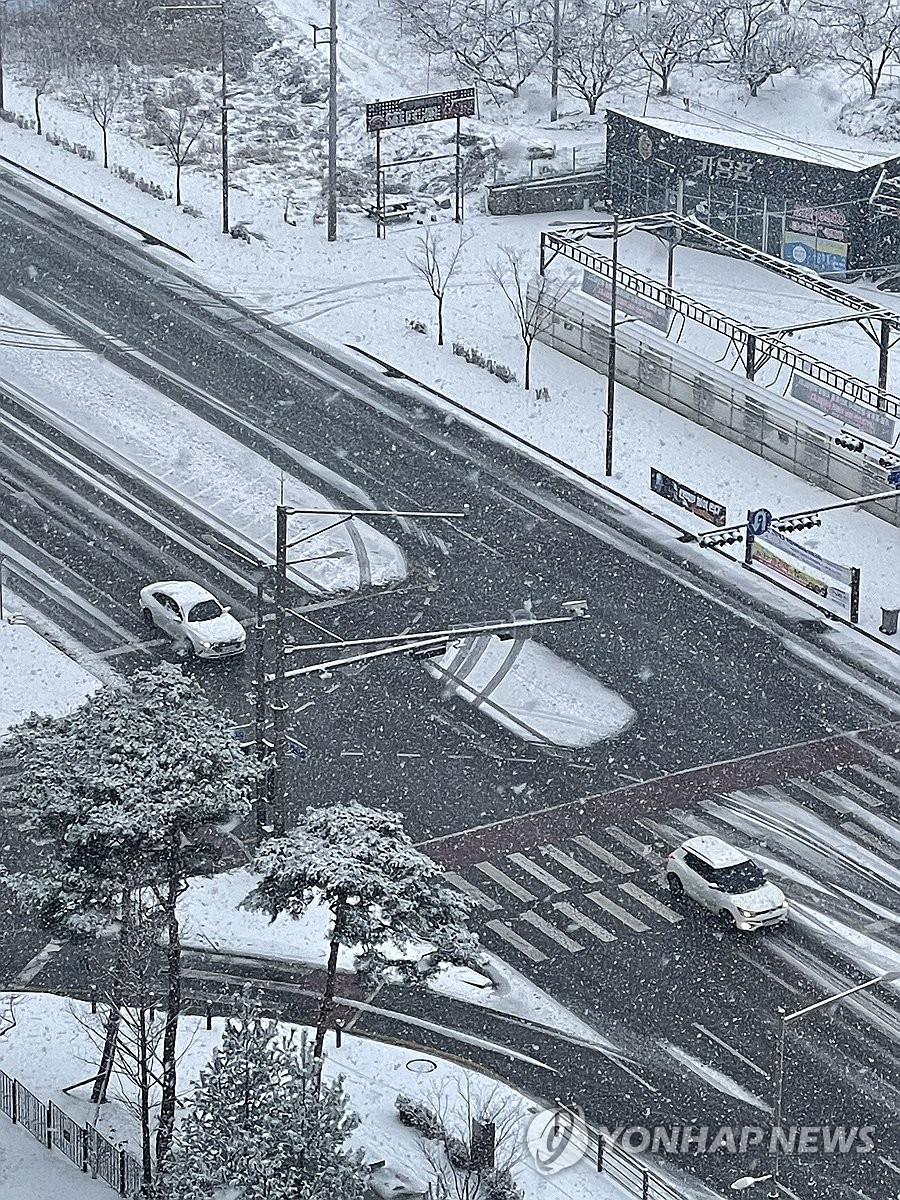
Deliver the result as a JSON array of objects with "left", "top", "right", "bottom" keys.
[
  {"left": 251, "top": 567, "right": 268, "bottom": 838},
  {"left": 313, "top": 2, "right": 339, "bottom": 242},
  {"left": 550, "top": 0, "right": 561, "bottom": 123},
  {"left": 605, "top": 213, "right": 619, "bottom": 478},
  {"left": 0, "top": 0, "right": 6, "bottom": 114},
  {"left": 220, "top": 0, "right": 229, "bottom": 236},
  {"left": 272, "top": 506, "right": 289, "bottom": 836}
]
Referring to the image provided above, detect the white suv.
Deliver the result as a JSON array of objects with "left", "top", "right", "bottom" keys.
[
  {"left": 140, "top": 581, "right": 246, "bottom": 660},
  {"left": 666, "top": 836, "right": 788, "bottom": 931}
]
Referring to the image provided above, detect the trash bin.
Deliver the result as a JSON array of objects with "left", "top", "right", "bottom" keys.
[{"left": 880, "top": 607, "right": 899, "bottom": 636}]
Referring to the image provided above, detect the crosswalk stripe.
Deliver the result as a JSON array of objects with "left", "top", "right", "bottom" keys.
[
  {"left": 848, "top": 764, "right": 900, "bottom": 802},
  {"left": 570, "top": 834, "right": 635, "bottom": 875},
  {"left": 840, "top": 820, "right": 892, "bottom": 853},
  {"left": 444, "top": 873, "right": 501, "bottom": 912},
  {"left": 586, "top": 889, "right": 650, "bottom": 932},
  {"left": 485, "top": 919, "right": 548, "bottom": 963},
  {"left": 819, "top": 770, "right": 883, "bottom": 809},
  {"left": 520, "top": 910, "right": 585, "bottom": 952},
  {"left": 605, "top": 825, "right": 662, "bottom": 862},
  {"left": 618, "top": 881, "right": 682, "bottom": 924},
  {"left": 507, "top": 853, "right": 568, "bottom": 893},
  {"left": 784, "top": 778, "right": 851, "bottom": 815},
  {"left": 848, "top": 734, "right": 900, "bottom": 780},
  {"left": 553, "top": 901, "right": 616, "bottom": 943},
  {"left": 541, "top": 844, "right": 601, "bottom": 884},
  {"left": 475, "top": 862, "right": 536, "bottom": 903}
]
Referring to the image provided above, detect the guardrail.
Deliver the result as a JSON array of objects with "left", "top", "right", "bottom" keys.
[{"left": 0, "top": 1066, "right": 142, "bottom": 1196}]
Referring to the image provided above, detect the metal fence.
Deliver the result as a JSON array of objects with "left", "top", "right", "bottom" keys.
[
  {"left": 0, "top": 1066, "right": 142, "bottom": 1197},
  {"left": 486, "top": 168, "right": 607, "bottom": 217}
]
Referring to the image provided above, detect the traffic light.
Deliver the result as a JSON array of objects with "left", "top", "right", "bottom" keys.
[
  {"left": 699, "top": 529, "right": 744, "bottom": 549},
  {"left": 774, "top": 515, "right": 822, "bottom": 534},
  {"left": 834, "top": 432, "right": 864, "bottom": 453}
]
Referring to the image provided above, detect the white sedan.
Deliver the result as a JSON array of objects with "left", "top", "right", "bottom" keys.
[{"left": 140, "top": 581, "right": 246, "bottom": 659}]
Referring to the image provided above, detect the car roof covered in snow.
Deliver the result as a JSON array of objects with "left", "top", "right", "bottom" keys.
[
  {"left": 147, "top": 580, "right": 219, "bottom": 609},
  {"left": 682, "top": 835, "right": 748, "bottom": 868}
]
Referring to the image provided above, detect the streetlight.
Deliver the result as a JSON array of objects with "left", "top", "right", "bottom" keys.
[
  {"left": 312, "top": 0, "right": 339, "bottom": 242},
  {"left": 151, "top": 1, "right": 230, "bottom": 235},
  {"left": 767, "top": 970, "right": 900, "bottom": 1199}
]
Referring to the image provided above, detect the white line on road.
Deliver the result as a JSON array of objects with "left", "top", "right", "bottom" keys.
[
  {"left": 475, "top": 862, "right": 536, "bottom": 904},
  {"left": 444, "top": 873, "right": 500, "bottom": 912},
  {"left": 553, "top": 901, "right": 616, "bottom": 943},
  {"left": 692, "top": 1022, "right": 769, "bottom": 1078},
  {"left": 15, "top": 940, "right": 62, "bottom": 986},
  {"left": 618, "top": 882, "right": 682, "bottom": 924},
  {"left": 541, "top": 844, "right": 601, "bottom": 884},
  {"left": 879, "top": 1154, "right": 900, "bottom": 1176},
  {"left": 519, "top": 910, "right": 584, "bottom": 953},
  {"left": 485, "top": 919, "right": 548, "bottom": 963},
  {"left": 571, "top": 834, "right": 635, "bottom": 875},
  {"left": 734, "top": 950, "right": 803, "bottom": 996},
  {"left": 586, "top": 890, "right": 650, "bottom": 933},
  {"left": 850, "top": 764, "right": 900, "bottom": 801},
  {"left": 605, "top": 825, "right": 662, "bottom": 862},
  {"left": 507, "top": 852, "right": 568, "bottom": 893}
]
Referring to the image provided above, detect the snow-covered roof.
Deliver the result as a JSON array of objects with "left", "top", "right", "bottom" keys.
[
  {"left": 683, "top": 835, "right": 748, "bottom": 867},
  {"left": 609, "top": 108, "right": 884, "bottom": 172}
]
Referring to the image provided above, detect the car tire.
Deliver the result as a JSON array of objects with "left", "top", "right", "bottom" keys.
[
  {"left": 667, "top": 874, "right": 684, "bottom": 899},
  {"left": 141, "top": 607, "right": 154, "bottom": 627}
]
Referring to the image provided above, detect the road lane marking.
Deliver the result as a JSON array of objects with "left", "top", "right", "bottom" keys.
[
  {"left": 849, "top": 764, "right": 900, "bottom": 801},
  {"left": 485, "top": 919, "right": 548, "bottom": 963},
  {"left": 15, "top": 940, "right": 63, "bottom": 985},
  {"left": 878, "top": 1154, "right": 900, "bottom": 1176},
  {"left": 475, "top": 862, "right": 535, "bottom": 904},
  {"left": 618, "top": 882, "right": 682, "bottom": 924},
  {"left": 571, "top": 835, "right": 635, "bottom": 875},
  {"left": 520, "top": 910, "right": 584, "bottom": 953},
  {"left": 586, "top": 890, "right": 650, "bottom": 932},
  {"left": 820, "top": 768, "right": 884, "bottom": 809},
  {"left": 444, "top": 872, "right": 500, "bottom": 911},
  {"left": 785, "top": 777, "right": 851, "bottom": 814},
  {"left": 507, "top": 853, "right": 568, "bottom": 893},
  {"left": 553, "top": 901, "right": 616, "bottom": 943},
  {"left": 605, "top": 825, "right": 662, "bottom": 863},
  {"left": 692, "top": 1022, "right": 769, "bottom": 1078},
  {"left": 735, "top": 950, "right": 803, "bottom": 996},
  {"left": 541, "top": 844, "right": 601, "bottom": 884}
]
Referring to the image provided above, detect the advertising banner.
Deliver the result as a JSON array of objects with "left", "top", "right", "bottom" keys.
[
  {"left": 790, "top": 373, "right": 898, "bottom": 446},
  {"left": 366, "top": 88, "right": 476, "bottom": 133},
  {"left": 782, "top": 204, "right": 849, "bottom": 276},
  {"left": 582, "top": 271, "right": 673, "bottom": 333},
  {"left": 750, "top": 527, "right": 856, "bottom": 618},
  {"left": 650, "top": 467, "right": 726, "bottom": 526}
]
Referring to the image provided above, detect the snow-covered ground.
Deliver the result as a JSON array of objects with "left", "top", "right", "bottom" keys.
[
  {"left": 0, "top": 1115, "right": 114, "bottom": 1200},
  {"left": 0, "top": 606, "right": 103, "bottom": 738},
  {"left": 0, "top": 991, "right": 634, "bottom": 1200}
]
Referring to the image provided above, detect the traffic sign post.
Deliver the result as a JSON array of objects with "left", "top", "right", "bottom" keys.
[{"left": 745, "top": 508, "right": 772, "bottom": 567}]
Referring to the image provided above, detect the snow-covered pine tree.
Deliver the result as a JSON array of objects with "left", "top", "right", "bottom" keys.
[
  {"left": 245, "top": 802, "right": 480, "bottom": 1066},
  {"left": 4, "top": 663, "right": 257, "bottom": 1172},
  {"left": 159, "top": 995, "right": 367, "bottom": 1200}
]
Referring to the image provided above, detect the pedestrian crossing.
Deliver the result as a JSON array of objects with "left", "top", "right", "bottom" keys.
[{"left": 444, "top": 749, "right": 900, "bottom": 968}]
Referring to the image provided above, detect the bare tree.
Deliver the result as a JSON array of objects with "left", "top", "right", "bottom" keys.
[
  {"left": 491, "top": 249, "right": 571, "bottom": 390},
  {"left": 75, "top": 65, "right": 124, "bottom": 168},
  {"left": 143, "top": 74, "right": 214, "bottom": 206},
  {"left": 557, "top": 0, "right": 639, "bottom": 113},
  {"left": 813, "top": 0, "right": 900, "bottom": 96},
  {"left": 627, "top": 0, "right": 703, "bottom": 95},
  {"left": 407, "top": 229, "right": 470, "bottom": 346}
]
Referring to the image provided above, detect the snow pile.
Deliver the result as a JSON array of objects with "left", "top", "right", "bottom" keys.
[
  {"left": 425, "top": 634, "right": 634, "bottom": 748},
  {"left": 0, "top": 616, "right": 100, "bottom": 739}
]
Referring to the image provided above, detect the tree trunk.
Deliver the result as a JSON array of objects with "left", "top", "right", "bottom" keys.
[
  {"left": 34, "top": 93, "right": 41, "bottom": 136},
  {"left": 588, "top": 96, "right": 598, "bottom": 115},
  {"left": 175, "top": 160, "right": 182, "bottom": 207},
  {"left": 138, "top": 1006, "right": 152, "bottom": 1184},
  {"left": 660, "top": 64, "right": 670, "bottom": 96},
  {"left": 155, "top": 842, "right": 182, "bottom": 1169},
  {"left": 102, "top": 125, "right": 109, "bottom": 169},
  {"left": 749, "top": 80, "right": 759, "bottom": 97},
  {"left": 312, "top": 933, "right": 341, "bottom": 1080},
  {"left": 437, "top": 295, "right": 444, "bottom": 347},
  {"left": 523, "top": 341, "right": 531, "bottom": 390},
  {"left": 91, "top": 895, "right": 133, "bottom": 1105}
]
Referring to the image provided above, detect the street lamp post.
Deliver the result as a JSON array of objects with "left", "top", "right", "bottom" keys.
[
  {"left": 151, "top": 1, "right": 229, "bottom": 234},
  {"left": 312, "top": 0, "right": 339, "bottom": 242},
  {"left": 765, "top": 971, "right": 900, "bottom": 1199},
  {"left": 605, "top": 212, "right": 619, "bottom": 478},
  {"left": 549, "top": 0, "right": 561, "bottom": 123}
]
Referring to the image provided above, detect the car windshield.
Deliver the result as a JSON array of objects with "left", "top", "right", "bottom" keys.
[
  {"left": 187, "top": 599, "right": 222, "bottom": 623},
  {"left": 712, "top": 860, "right": 766, "bottom": 894}
]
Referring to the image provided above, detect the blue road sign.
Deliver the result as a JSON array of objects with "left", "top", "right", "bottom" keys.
[
  {"left": 747, "top": 508, "right": 772, "bottom": 536},
  {"left": 889, "top": 468, "right": 900, "bottom": 488}
]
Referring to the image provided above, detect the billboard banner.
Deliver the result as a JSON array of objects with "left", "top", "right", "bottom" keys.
[
  {"left": 582, "top": 270, "right": 673, "bottom": 333},
  {"left": 650, "top": 467, "right": 726, "bottom": 526},
  {"left": 790, "top": 373, "right": 898, "bottom": 446},
  {"left": 751, "top": 527, "right": 855, "bottom": 618},
  {"left": 366, "top": 88, "right": 476, "bottom": 133},
  {"left": 782, "top": 204, "right": 849, "bottom": 276}
]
